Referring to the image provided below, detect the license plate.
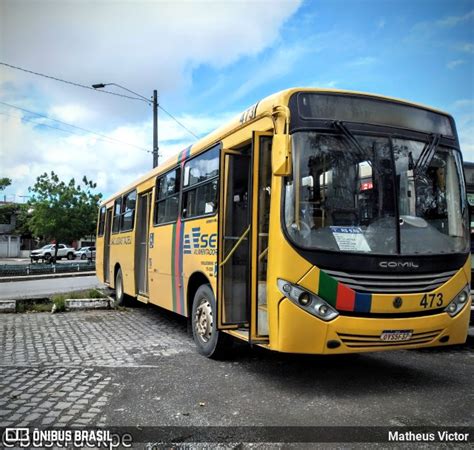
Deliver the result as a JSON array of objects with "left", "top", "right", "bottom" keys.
[{"left": 380, "top": 330, "right": 413, "bottom": 342}]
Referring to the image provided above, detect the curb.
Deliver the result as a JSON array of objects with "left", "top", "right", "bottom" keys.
[
  {"left": 65, "top": 298, "right": 111, "bottom": 311},
  {"left": 0, "top": 300, "right": 16, "bottom": 313},
  {"left": 0, "top": 295, "right": 115, "bottom": 313},
  {"left": 0, "top": 271, "right": 96, "bottom": 283}
]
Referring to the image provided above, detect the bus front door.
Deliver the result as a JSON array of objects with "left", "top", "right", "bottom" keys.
[
  {"left": 218, "top": 132, "right": 272, "bottom": 343},
  {"left": 218, "top": 147, "right": 251, "bottom": 329}
]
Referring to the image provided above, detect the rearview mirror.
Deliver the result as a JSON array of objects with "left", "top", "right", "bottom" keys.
[{"left": 272, "top": 134, "right": 292, "bottom": 176}]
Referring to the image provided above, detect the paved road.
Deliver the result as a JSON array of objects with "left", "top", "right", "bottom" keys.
[
  {"left": 0, "top": 304, "right": 472, "bottom": 446},
  {"left": 0, "top": 275, "right": 106, "bottom": 299}
]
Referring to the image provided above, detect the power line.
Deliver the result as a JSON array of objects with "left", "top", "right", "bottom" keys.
[
  {"left": 159, "top": 105, "right": 199, "bottom": 139},
  {"left": 1, "top": 61, "right": 200, "bottom": 139},
  {"left": 0, "top": 61, "right": 145, "bottom": 102},
  {"left": 0, "top": 100, "right": 151, "bottom": 152},
  {"left": 0, "top": 111, "right": 152, "bottom": 154}
]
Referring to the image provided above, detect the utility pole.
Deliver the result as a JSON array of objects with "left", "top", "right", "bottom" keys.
[
  {"left": 92, "top": 82, "right": 159, "bottom": 168},
  {"left": 153, "top": 90, "right": 159, "bottom": 168}
]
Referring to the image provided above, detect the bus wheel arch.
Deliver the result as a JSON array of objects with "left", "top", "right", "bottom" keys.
[
  {"left": 186, "top": 272, "right": 211, "bottom": 318},
  {"left": 113, "top": 263, "right": 121, "bottom": 289}
]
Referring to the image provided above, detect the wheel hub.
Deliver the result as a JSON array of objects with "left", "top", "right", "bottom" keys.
[{"left": 195, "top": 299, "right": 213, "bottom": 343}]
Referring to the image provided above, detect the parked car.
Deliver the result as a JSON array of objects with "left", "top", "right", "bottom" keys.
[
  {"left": 74, "top": 246, "right": 96, "bottom": 260},
  {"left": 30, "top": 244, "right": 75, "bottom": 262}
]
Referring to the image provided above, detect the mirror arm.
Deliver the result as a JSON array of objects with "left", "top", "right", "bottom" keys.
[{"left": 271, "top": 105, "right": 292, "bottom": 176}]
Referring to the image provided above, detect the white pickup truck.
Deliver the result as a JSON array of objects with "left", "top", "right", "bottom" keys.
[{"left": 30, "top": 244, "right": 76, "bottom": 262}]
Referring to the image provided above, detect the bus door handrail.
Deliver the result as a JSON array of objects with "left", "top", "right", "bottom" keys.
[{"left": 219, "top": 225, "right": 251, "bottom": 267}]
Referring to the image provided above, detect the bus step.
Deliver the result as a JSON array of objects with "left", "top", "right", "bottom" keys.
[
  {"left": 258, "top": 305, "right": 269, "bottom": 336},
  {"left": 258, "top": 282, "right": 267, "bottom": 305},
  {"left": 137, "top": 294, "right": 149, "bottom": 304}
]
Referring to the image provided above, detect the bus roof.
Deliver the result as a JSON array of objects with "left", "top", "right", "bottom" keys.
[{"left": 101, "top": 87, "right": 452, "bottom": 205}]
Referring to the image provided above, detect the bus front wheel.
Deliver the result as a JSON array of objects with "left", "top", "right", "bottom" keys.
[{"left": 191, "top": 284, "right": 232, "bottom": 358}]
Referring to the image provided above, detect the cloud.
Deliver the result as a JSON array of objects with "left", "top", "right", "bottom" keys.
[
  {"left": 409, "top": 10, "right": 474, "bottom": 44},
  {"left": 458, "top": 42, "right": 474, "bottom": 53},
  {"left": 0, "top": 105, "right": 237, "bottom": 200},
  {"left": 450, "top": 99, "right": 474, "bottom": 161},
  {"left": 458, "top": 116, "right": 474, "bottom": 162},
  {"left": 436, "top": 10, "right": 474, "bottom": 28},
  {"left": 48, "top": 104, "right": 96, "bottom": 124},
  {"left": 446, "top": 59, "right": 465, "bottom": 70},
  {"left": 1, "top": 1, "right": 302, "bottom": 117},
  {"left": 310, "top": 80, "right": 339, "bottom": 88},
  {"left": 348, "top": 56, "right": 377, "bottom": 67},
  {"left": 453, "top": 99, "right": 474, "bottom": 109},
  {"left": 226, "top": 42, "right": 312, "bottom": 103},
  {"left": 376, "top": 19, "right": 386, "bottom": 30},
  {"left": 0, "top": 0, "right": 302, "bottom": 200}
]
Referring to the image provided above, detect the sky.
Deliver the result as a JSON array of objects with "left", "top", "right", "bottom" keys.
[{"left": 0, "top": 0, "right": 473, "bottom": 202}]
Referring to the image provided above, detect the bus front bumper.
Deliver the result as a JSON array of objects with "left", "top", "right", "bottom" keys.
[{"left": 275, "top": 298, "right": 471, "bottom": 354}]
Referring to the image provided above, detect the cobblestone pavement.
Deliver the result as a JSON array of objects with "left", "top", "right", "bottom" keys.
[{"left": 0, "top": 307, "right": 192, "bottom": 428}]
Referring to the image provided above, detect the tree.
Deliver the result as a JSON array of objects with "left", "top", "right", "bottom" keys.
[
  {"left": 0, "top": 177, "right": 11, "bottom": 192},
  {"left": 0, "top": 178, "right": 14, "bottom": 226},
  {"left": 0, "top": 203, "right": 17, "bottom": 226},
  {"left": 13, "top": 204, "right": 33, "bottom": 237},
  {"left": 28, "top": 172, "right": 102, "bottom": 262}
]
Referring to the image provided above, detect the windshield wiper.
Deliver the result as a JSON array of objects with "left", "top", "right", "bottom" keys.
[
  {"left": 414, "top": 133, "right": 441, "bottom": 175},
  {"left": 332, "top": 121, "right": 378, "bottom": 175}
]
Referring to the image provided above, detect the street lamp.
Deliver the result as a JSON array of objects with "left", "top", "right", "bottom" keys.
[{"left": 92, "top": 83, "right": 159, "bottom": 168}]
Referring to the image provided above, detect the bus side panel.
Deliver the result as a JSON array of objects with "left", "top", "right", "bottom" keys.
[
  {"left": 109, "top": 230, "right": 135, "bottom": 293},
  {"left": 182, "top": 216, "right": 218, "bottom": 317},
  {"left": 148, "top": 223, "right": 175, "bottom": 312},
  {"left": 96, "top": 235, "right": 104, "bottom": 282}
]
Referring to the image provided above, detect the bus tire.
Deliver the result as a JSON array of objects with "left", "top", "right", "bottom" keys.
[
  {"left": 115, "top": 268, "right": 126, "bottom": 306},
  {"left": 191, "top": 284, "right": 232, "bottom": 359}
]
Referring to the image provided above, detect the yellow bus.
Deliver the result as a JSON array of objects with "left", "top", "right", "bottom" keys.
[{"left": 96, "top": 88, "right": 471, "bottom": 358}]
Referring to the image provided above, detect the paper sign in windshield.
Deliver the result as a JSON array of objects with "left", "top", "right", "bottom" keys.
[{"left": 330, "top": 226, "right": 371, "bottom": 252}]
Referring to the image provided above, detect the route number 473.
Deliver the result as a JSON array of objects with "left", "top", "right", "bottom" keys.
[{"left": 420, "top": 293, "right": 443, "bottom": 308}]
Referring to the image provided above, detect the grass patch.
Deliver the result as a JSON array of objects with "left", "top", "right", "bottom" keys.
[
  {"left": 31, "top": 303, "right": 53, "bottom": 312},
  {"left": 14, "top": 289, "right": 109, "bottom": 314},
  {"left": 51, "top": 294, "right": 66, "bottom": 312},
  {"left": 66, "top": 289, "right": 107, "bottom": 300},
  {"left": 51, "top": 289, "right": 107, "bottom": 312},
  {"left": 16, "top": 298, "right": 52, "bottom": 313}
]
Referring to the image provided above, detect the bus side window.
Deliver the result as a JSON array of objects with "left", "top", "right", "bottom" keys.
[
  {"left": 182, "top": 146, "right": 219, "bottom": 219},
  {"left": 154, "top": 168, "right": 180, "bottom": 225},
  {"left": 120, "top": 190, "right": 137, "bottom": 232},
  {"left": 112, "top": 198, "right": 122, "bottom": 233},
  {"left": 98, "top": 206, "right": 106, "bottom": 236}
]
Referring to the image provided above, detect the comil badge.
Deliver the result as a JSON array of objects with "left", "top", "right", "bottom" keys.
[{"left": 393, "top": 297, "right": 403, "bottom": 308}]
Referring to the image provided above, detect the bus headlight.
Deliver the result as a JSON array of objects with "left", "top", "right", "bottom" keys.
[
  {"left": 444, "top": 285, "right": 470, "bottom": 317},
  {"left": 277, "top": 279, "right": 339, "bottom": 321}
]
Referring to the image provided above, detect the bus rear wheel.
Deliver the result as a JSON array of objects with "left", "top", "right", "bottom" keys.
[
  {"left": 191, "top": 284, "right": 232, "bottom": 358},
  {"left": 115, "top": 268, "right": 126, "bottom": 306}
]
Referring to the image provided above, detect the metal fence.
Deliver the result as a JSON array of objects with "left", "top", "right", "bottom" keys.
[{"left": 0, "top": 262, "right": 96, "bottom": 277}]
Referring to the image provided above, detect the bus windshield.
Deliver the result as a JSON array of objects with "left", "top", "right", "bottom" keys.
[{"left": 284, "top": 131, "right": 468, "bottom": 255}]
